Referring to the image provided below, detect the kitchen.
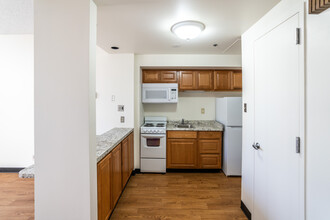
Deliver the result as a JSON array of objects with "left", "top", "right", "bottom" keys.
[{"left": 1, "top": 0, "right": 330, "bottom": 220}]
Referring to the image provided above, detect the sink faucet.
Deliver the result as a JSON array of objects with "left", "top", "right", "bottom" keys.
[{"left": 181, "top": 118, "right": 184, "bottom": 124}]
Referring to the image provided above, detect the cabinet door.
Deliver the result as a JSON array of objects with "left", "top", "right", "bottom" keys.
[
  {"left": 128, "top": 133, "right": 134, "bottom": 174},
  {"left": 97, "top": 154, "right": 112, "bottom": 220},
  {"left": 167, "top": 139, "right": 198, "bottom": 168},
  {"left": 111, "top": 144, "right": 122, "bottom": 208},
  {"left": 198, "top": 139, "right": 221, "bottom": 154},
  {"left": 196, "top": 70, "right": 213, "bottom": 90},
  {"left": 199, "top": 154, "right": 221, "bottom": 169},
  {"left": 142, "top": 70, "right": 161, "bottom": 83},
  {"left": 214, "top": 71, "right": 232, "bottom": 91},
  {"left": 121, "top": 138, "right": 130, "bottom": 188},
  {"left": 160, "top": 71, "right": 178, "bottom": 83},
  {"left": 231, "top": 71, "right": 242, "bottom": 90},
  {"left": 179, "top": 71, "right": 196, "bottom": 90}
]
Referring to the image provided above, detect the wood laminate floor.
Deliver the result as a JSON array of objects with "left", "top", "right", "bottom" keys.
[
  {"left": 0, "top": 173, "right": 34, "bottom": 220},
  {"left": 111, "top": 172, "right": 247, "bottom": 220},
  {"left": 0, "top": 172, "right": 246, "bottom": 220}
]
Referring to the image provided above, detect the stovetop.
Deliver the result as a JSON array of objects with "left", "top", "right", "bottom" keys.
[{"left": 141, "top": 117, "right": 167, "bottom": 134}]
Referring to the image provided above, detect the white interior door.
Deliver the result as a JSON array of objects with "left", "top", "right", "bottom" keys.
[{"left": 253, "top": 14, "right": 302, "bottom": 220}]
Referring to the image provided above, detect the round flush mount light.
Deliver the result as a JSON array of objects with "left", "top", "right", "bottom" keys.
[{"left": 171, "top": 20, "right": 205, "bottom": 40}]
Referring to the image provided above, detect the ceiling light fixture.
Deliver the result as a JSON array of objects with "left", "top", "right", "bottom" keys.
[{"left": 171, "top": 20, "right": 205, "bottom": 40}]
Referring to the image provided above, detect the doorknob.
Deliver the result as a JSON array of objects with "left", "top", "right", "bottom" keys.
[{"left": 252, "top": 143, "right": 260, "bottom": 150}]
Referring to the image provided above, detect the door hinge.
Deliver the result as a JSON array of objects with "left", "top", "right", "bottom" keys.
[
  {"left": 296, "top": 28, "right": 301, "bottom": 45},
  {"left": 296, "top": 137, "right": 301, "bottom": 153}
]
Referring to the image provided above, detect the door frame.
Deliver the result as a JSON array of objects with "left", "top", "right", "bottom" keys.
[{"left": 252, "top": 3, "right": 305, "bottom": 220}]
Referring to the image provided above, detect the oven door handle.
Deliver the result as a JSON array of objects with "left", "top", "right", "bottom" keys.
[{"left": 142, "top": 135, "right": 165, "bottom": 139}]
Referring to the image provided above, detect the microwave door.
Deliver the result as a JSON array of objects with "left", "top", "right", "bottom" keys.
[{"left": 143, "top": 88, "right": 168, "bottom": 103}]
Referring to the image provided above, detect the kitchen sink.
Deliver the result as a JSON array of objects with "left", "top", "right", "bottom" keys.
[{"left": 175, "top": 124, "right": 194, "bottom": 128}]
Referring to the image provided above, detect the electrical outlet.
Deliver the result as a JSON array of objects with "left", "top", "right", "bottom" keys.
[
  {"left": 201, "top": 108, "right": 205, "bottom": 114},
  {"left": 120, "top": 116, "right": 125, "bottom": 123},
  {"left": 111, "top": 95, "right": 115, "bottom": 102},
  {"left": 118, "top": 105, "right": 124, "bottom": 112}
]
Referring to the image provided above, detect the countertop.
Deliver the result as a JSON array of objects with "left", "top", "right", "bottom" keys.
[
  {"left": 19, "top": 127, "right": 133, "bottom": 178},
  {"left": 166, "top": 120, "right": 224, "bottom": 131}
]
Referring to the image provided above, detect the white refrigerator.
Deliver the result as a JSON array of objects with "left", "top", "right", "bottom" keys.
[{"left": 216, "top": 97, "right": 242, "bottom": 176}]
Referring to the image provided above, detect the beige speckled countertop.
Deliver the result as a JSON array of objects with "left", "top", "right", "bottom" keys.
[
  {"left": 19, "top": 127, "right": 133, "bottom": 178},
  {"left": 166, "top": 120, "right": 224, "bottom": 131}
]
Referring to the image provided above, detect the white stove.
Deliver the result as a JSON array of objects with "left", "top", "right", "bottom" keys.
[{"left": 140, "top": 117, "right": 167, "bottom": 173}]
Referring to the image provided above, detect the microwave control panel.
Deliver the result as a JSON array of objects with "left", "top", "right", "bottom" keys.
[{"left": 170, "top": 89, "right": 177, "bottom": 100}]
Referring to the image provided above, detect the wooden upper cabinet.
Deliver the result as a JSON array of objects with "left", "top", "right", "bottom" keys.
[
  {"left": 143, "top": 69, "right": 242, "bottom": 91},
  {"left": 196, "top": 70, "right": 213, "bottom": 90},
  {"left": 231, "top": 71, "right": 242, "bottom": 90},
  {"left": 179, "top": 71, "right": 196, "bottom": 90},
  {"left": 143, "top": 70, "right": 160, "bottom": 83},
  {"left": 97, "top": 153, "right": 112, "bottom": 220},
  {"left": 214, "top": 70, "right": 232, "bottom": 91},
  {"left": 143, "top": 70, "right": 178, "bottom": 83},
  {"left": 160, "top": 70, "right": 178, "bottom": 83}
]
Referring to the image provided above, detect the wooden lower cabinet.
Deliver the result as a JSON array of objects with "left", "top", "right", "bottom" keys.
[
  {"left": 128, "top": 133, "right": 134, "bottom": 174},
  {"left": 121, "top": 138, "right": 130, "bottom": 189},
  {"left": 167, "top": 139, "right": 198, "bottom": 169},
  {"left": 199, "top": 154, "right": 221, "bottom": 169},
  {"left": 111, "top": 144, "right": 122, "bottom": 209},
  {"left": 121, "top": 132, "right": 135, "bottom": 188},
  {"left": 97, "top": 153, "right": 112, "bottom": 220},
  {"left": 198, "top": 139, "right": 221, "bottom": 154},
  {"left": 97, "top": 131, "right": 134, "bottom": 220},
  {"left": 167, "top": 131, "right": 222, "bottom": 169}
]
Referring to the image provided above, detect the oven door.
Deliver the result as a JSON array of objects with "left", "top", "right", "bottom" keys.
[{"left": 140, "top": 134, "right": 166, "bottom": 158}]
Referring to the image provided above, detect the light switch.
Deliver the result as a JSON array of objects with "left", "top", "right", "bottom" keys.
[
  {"left": 201, "top": 108, "right": 205, "bottom": 114},
  {"left": 111, "top": 95, "right": 115, "bottom": 102}
]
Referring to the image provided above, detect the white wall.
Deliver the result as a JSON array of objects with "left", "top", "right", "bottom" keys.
[
  {"left": 0, "top": 35, "right": 34, "bottom": 168},
  {"left": 96, "top": 46, "right": 134, "bottom": 135},
  {"left": 134, "top": 54, "right": 242, "bottom": 168},
  {"left": 305, "top": 7, "right": 330, "bottom": 220},
  {"left": 34, "top": 1, "right": 97, "bottom": 219}
]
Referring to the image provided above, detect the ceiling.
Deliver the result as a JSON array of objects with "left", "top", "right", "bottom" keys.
[
  {"left": 95, "top": 0, "right": 280, "bottom": 55},
  {"left": 0, "top": 0, "right": 33, "bottom": 34}
]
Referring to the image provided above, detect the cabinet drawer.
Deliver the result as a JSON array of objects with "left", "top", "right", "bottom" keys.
[
  {"left": 199, "top": 154, "right": 221, "bottom": 169},
  {"left": 198, "top": 140, "right": 221, "bottom": 153},
  {"left": 198, "top": 131, "right": 221, "bottom": 139},
  {"left": 167, "top": 131, "right": 197, "bottom": 139}
]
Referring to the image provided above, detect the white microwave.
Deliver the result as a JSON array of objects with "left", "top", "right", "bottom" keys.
[{"left": 142, "top": 83, "right": 178, "bottom": 103}]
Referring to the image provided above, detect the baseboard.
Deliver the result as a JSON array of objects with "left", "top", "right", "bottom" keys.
[
  {"left": 132, "top": 169, "right": 141, "bottom": 175},
  {"left": 166, "top": 169, "right": 222, "bottom": 173},
  {"left": 0, "top": 167, "right": 24, "bottom": 173},
  {"left": 241, "top": 201, "right": 252, "bottom": 220}
]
